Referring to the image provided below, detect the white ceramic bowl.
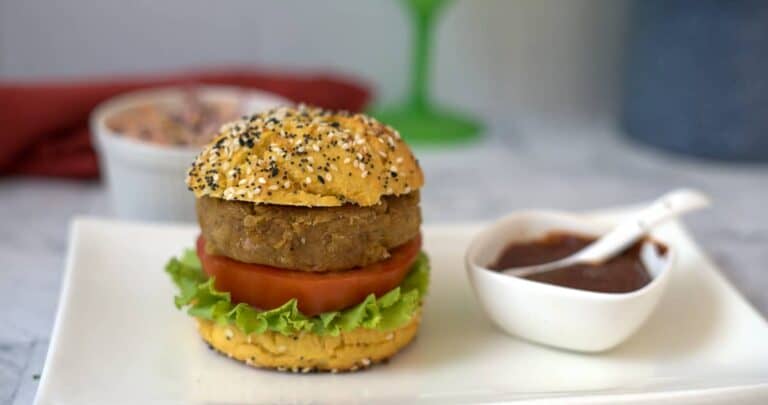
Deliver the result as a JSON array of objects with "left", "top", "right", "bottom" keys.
[
  {"left": 90, "top": 86, "right": 289, "bottom": 222},
  {"left": 465, "top": 211, "right": 675, "bottom": 352}
]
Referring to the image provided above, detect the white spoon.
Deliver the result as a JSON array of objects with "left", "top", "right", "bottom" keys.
[{"left": 501, "top": 189, "right": 710, "bottom": 277}]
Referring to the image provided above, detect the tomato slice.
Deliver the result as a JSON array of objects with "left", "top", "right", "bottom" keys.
[{"left": 196, "top": 234, "right": 421, "bottom": 316}]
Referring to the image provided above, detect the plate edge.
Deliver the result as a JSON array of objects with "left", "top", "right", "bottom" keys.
[{"left": 32, "top": 219, "right": 84, "bottom": 405}]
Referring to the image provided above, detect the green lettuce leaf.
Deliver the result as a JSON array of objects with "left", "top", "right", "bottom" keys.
[{"left": 165, "top": 250, "right": 430, "bottom": 336}]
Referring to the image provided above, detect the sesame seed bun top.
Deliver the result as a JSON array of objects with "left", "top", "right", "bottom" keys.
[{"left": 186, "top": 105, "right": 424, "bottom": 207}]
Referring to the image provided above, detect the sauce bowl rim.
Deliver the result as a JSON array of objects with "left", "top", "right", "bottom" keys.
[{"left": 465, "top": 209, "right": 676, "bottom": 301}]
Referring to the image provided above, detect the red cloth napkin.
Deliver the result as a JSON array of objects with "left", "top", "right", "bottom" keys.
[{"left": 0, "top": 69, "right": 370, "bottom": 178}]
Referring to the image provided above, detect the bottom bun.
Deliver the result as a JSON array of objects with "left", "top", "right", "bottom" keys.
[{"left": 197, "top": 310, "right": 421, "bottom": 373}]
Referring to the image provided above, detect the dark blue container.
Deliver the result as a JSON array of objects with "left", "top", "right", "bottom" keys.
[{"left": 621, "top": 0, "right": 768, "bottom": 161}]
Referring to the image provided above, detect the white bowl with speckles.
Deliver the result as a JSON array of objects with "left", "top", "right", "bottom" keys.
[{"left": 90, "top": 86, "right": 289, "bottom": 222}]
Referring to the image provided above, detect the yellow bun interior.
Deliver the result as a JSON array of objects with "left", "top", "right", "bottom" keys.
[{"left": 197, "top": 310, "right": 421, "bottom": 372}]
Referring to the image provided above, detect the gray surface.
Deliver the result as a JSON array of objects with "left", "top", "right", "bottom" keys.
[{"left": 1, "top": 127, "right": 767, "bottom": 404}]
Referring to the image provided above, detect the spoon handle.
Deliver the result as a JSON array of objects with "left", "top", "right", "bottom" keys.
[{"left": 571, "top": 189, "right": 710, "bottom": 263}]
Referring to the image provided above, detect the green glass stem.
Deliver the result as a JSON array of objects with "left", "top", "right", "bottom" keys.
[
  {"left": 408, "top": 11, "right": 434, "bottom": 112},
  {"left": 369, "top": 0, "right": 482, "bottom": 145}
]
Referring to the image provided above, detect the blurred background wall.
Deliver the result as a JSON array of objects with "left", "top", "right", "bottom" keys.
[{"left": 0, "top": 0, "right": 627, "bottom": 130}]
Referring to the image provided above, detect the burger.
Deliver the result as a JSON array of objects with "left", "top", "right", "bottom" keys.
[{"left": 165, "top": 105, "right": 428, "bottom": 373}]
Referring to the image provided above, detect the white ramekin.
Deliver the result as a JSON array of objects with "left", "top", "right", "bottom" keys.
[
  {"left": 465, "top": 210, "right": 675, "bottom": 352},
  {"left": 90, "top": 86, "right": 289, "bottom": 222}
]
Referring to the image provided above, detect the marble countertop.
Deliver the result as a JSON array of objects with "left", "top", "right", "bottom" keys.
[{"left": 2, "top": 126, "right": 767, "bottom": 404}]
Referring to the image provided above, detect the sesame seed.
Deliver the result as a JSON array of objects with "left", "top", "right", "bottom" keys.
[
  {"left": 325, "top": 173, "right": 332, "bottom": 182},
  {"left": 361, "top": 171, "right": 369, "bottom": 178},
  {"left": 378, "top": 150, "right": 387, "bottom": 158},
  {"left": 396, "top": 157, "right": 404, "bottom": 163},
  {"left": 386, "top": 333, "right": 394, "bottom": 340},
  {"left": 307, "top": 165, "right": 314, "bottom": 173},
  {"left": 361, "top": 358, "right": 371, "bottom": 366},
  {"left": 224, "top": 328, "right": 233, "bottom": 340},
  {"left": 302, "top": 367, "right": 312, "bottom": 373},
  {"left": 305, "top": 177, "right": 312, "bottom": 184},
  {"left": 312, "top": 144, "right": 320, "bottom": 152},
  {"left": 344, "top": 157, "right": 351, "bottom": 164},
  {"left": 268, "top": 185, "right": 279, "bottom": 191},
  {"left": 276, "top": 345, "right": 287, "bottom": 353},
  {"left": 283, "top": 181, "right": 291, "bottom": 188},
  {"left": 258, "top": 177, "right": 266, "bottom": 184}
]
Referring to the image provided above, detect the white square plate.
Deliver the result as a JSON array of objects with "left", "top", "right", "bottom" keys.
[{"left": 36, "top": 215, "right": 768, "bottom": 404}]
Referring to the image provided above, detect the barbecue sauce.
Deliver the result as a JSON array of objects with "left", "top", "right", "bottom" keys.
[{"left": 489, "top": 232, "right": 662, "bottom": 293}]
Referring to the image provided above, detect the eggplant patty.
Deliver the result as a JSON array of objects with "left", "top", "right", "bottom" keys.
[{"left": 196, "top": 192, "right": 421, "bottom": 271}]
